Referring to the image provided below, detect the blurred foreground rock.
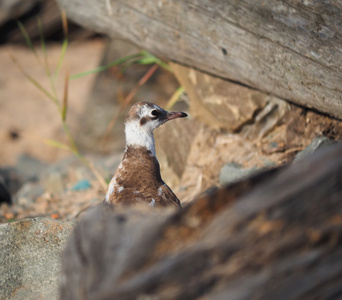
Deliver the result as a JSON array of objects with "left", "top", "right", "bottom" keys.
[
  {"left": 61, "top": 143, "right": 342, "bottom": 300},
  {"left": 294, "top": 136, "right": 336, "bottom": 162},
  {"left": 0, "top": 217, "right": 73, "bottom": 300}
]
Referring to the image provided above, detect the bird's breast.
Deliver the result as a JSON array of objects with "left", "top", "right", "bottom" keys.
[{"left": 106, "top": 146, "right": 166, "bottom": 205}]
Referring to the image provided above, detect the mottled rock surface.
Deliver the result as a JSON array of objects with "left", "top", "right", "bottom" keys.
[
  {"left": 60, "top": 144, "right": 342, "bottom": 300},
  {"left": 219, "top": 162, "right": 260, "bottom": 185},
  {"left": 294, "top": 136, "right": 336, "bottom": 162},
  {"left": 155, "top": 117, "right": 201, "bottom": 179},
  {"left": 171, "top": 60, "right": 289, "bottom": 134},
  {"left": 0, "top": 218, "right": 74, "bottom": 300}
]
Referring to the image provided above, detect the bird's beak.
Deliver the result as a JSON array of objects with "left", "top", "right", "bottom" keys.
[{"left": 166, "top": 111, "right": 188, "bottom": 120}]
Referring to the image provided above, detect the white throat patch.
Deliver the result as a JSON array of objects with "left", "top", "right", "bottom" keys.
[{"left": 125, "top": 120, "right": 156, "bottom": 155}]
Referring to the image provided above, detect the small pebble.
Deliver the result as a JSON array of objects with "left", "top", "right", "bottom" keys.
[{"left": 71, "top": 179, "right": 91, "bottom": 191}]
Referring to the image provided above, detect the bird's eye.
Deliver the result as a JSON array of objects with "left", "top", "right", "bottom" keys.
[{"left": 151, "top": 110, "right": 159, "bottom": 117}]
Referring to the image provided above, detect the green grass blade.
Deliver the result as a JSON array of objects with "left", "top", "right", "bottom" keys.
[
  {"left": 119, "top": 54, "right": 157, "bottom": 73},
  {"left": 62, "top": 72, "right": 69, "bottom": 121},
  {"left": 25, "top": 73, "right": 56, "bottom": 103},
  {"left": 37, "top": 18, "right": 47, "bottom": 60},
  {"left": 70, "top": 52, "right": 143, "bottom": 79},
  {"left": 120, "top": 58, "right": 152, "bottom": 73},
  {"left": 123, "top": 57, "right": 172, "bottom": 73},
  {"left": 61, "top": 9, "right": 69, "bottom": 38},
  {"left": 44, "top": 139, "right": 72, "bottom": 151},
  {"left": 37, "top": 17, "right": 59, "bottom": 100},
  {"left": 119, "top": 51, "right": 167, "bottom": 73},
  {"left": 135, "top": 56, "right": 158, "bottom": 65},
  {"left": 165, "top": 86, "right": 185, "bottom": 110},
  {"left": 37, "top": 18, "right": 53, "bottom": 77},
  {"left": 138, "top": 50, "right": 173, "bottom": 72},
  {"left": 10, "top": 53, "right": 57, "bottom": 104},
  {"left": 54, "top": 38, "right": 68, "bottom": 81},
  {"left": 155, "top": 60, "right": 173, "bottom": 72},
  {"left": 17, "top": 21, "right": 39, "bottom": 59},
  {"left": 153, "top": 56, "right": 173, "bottom": 72},
  {"left": 120, "top": 58, "right": 141, "bottom": 73},
  {"left": 61, "top": 122, "right": 80, "bottom": 155},
  {"left": 54, "top": 10, "right": 69, "bottom": 81}
]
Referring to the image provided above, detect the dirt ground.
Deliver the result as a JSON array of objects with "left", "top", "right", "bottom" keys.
[
  {"left": 0, "top": 39, "right": 105, "bottom": 165},
  {"left": 1, "top": 38, "right": 342, "bottom": 224},
  {"left": 0, "top": 38, "right": 185, "bottom": 223}
]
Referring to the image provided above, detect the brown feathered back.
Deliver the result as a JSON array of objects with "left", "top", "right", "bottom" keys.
[{"left": 107, "top": 146, "right": 181, "bottom": 207}]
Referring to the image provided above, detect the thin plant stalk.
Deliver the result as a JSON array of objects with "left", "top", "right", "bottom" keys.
[
  {"left": 14, "top": 17, "right": 182, "bottom": 193},
  {"left": 101, "top": 64, "right": 160, "bottom": 145},
  {"left": 165, "top": 86, "right": 185, "bottom": 110},
  {"left": 37, "top": 18, "right": 60, "bottom": 109},
  {"left": 62, "top": 71, "right": 69, "bottom": 121},
  {"left": 70, "top": 53, "right": 143, "bottom": 79},
  {"left": 14, "top": 16, "right": 109, "bottom": 192},
  {"left": 54, "top": 10, "right": 68, "bottom": 81},
  {"left": 10, "top": 53, "right": 56, "bottom": 103}
]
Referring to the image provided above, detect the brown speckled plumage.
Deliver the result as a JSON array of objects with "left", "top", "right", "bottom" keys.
[
  {"left": 107, "top": 146, "right": 180, "bottom": 207},
  {"left": 105, "top": 102, "right": 187, "bottom": 208}
]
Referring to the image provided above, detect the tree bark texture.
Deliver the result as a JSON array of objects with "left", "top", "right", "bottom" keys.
[{"left": 56, "top": 0, "right": 342, "bottom": 119}]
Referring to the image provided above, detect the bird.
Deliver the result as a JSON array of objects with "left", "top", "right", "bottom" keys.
[{"left": 105, "top": 102, "right": 188, "bottom": 208}]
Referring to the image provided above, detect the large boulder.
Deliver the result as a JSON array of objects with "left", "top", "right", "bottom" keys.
[
  {"left": 0, "top": 218, "right": 73, "bottom": 300},
  {"left": 60, "top": 143, "right": 342, "bottom": 299},
  {"left": 171, "top": 62, "right": 289, "bottom": 134}
]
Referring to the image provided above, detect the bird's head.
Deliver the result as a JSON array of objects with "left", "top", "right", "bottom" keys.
[
  {"left": 126, "top": 102, "right": 188, "bottom": 132},
  {"left": 124, "top": 102, "right": 188, "bottom": 154}
]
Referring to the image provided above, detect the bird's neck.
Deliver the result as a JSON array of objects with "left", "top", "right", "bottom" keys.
[{"left": 125, "top": 121, "right": 156, "bottom": 156}]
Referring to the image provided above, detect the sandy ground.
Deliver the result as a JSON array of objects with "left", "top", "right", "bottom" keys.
[
  {"left": 0, "top": 39, "right": 105, "bottom": 165},
  {"left": 1, "top": 38, "right": 340, "bottom": 224},
  {"left": 0, "top": 38, "right": 188, "bottom": 223}
]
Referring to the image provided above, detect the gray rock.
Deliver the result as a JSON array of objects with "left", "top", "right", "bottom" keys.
[
  {"left": 15, "top": 182, "right": 45, "bottom": 207},
  {"left": 155, "top": 118, "right": 200, "bottom": 178},
  {"left": 42, "top": 154, "right": 122, "bottom": 186},
  {"left": 171, "top": 62, "right": 289, "bottom": 135},
  {"left": 294, "top": 136, "right": 335, "bottom": 162},
  {"left": 0, "top": 179, "right": 11, "bottom": 204},
  {"left": 0, "top": 155, "right": 46, "bottom": 205},
  {"left": 16, "top": 154, "right": 47, "bottom": 183},
  {"left": 0, "top": 218, "right": 74, "bottom": 300},
  {"left": 219, "top": 162, "right": 259, "bottom": 185},
  {"left": 0, "top": 167, "right": 22, "bottom": 196},
  {"left": 60, "top": 143, "right": 342, "bottom": 299},
  {"left": 43, "top": 171, "right": 65, "bottom": 196}
]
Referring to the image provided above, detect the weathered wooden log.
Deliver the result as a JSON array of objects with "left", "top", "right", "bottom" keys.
[
  {"left": 0, "top": 0, "right": 96, "bottom": 43},
  {"left": 60, "top": 143, "right": 342, "bottom": 300},
  {"left": 56, "top": 0, "right": 342, "bottom": 119}
]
